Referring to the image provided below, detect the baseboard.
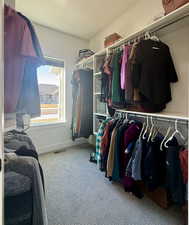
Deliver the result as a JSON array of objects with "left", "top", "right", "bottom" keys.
[{"left": 38, "top": 138, "right": 88, "bottom": 155}]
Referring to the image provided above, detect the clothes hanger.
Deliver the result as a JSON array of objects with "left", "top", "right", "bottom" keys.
[
  {"left": 164, "top": 119, "right": 185, "bottom": 148},
  {"left": 139, "top": 122, "right": 146, "bottom": 140},
  {"left": 129, "top": 119, "right": 135, "bottom": 124},
  {"left": 145, "top": 31, "right": 159, "bottom": 41},
  {"left": 151, "top": 118, "right": 159, "bottom": 142},
  {"left": 151, "top": 128, "right": 159, "bottom": 142},
  {"left": 114, "top": 112, "right": 119, "bottom": 120},
  {"left": 160, "top": 126, "right": 172, "bottom": 151},
  {"left": 142, "top": 116, "right": 149, "bottom": 139},
  {"left": 128, "top": 113, "right": 135, "bottom": 124},
  {"left": 117, "top": 112, "right": 121, "bottom": 120},
  {"left": 144, "top": 31, "right": 151, "bottom": 40},
  {"left": 119, "top": 113, "right": 125, "bottom": 123},
  {"left": 150, "top": 34, "right": 160, "bottom": 42},
  {"left": 147, "top": 116, "right": 155, "bottom": 142},
  {"left": 141, "top": 34, "right": 144, "bottom": 41},
  {"left": 123, "top": 113, "right": 128, "bottom": 124},
  {"left": 133, "top": 38, "right": 138, "bottom": 46}
]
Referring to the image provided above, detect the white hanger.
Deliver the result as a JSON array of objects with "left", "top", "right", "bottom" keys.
[
  {"left": 142, "top": 116, "right": 149, "bottom": 139},
  {"left": 123, "top": 113, "right": 129, "bottom": 123},
  {"left": 150, "top": 118, "right": 159, "bottom": 142},
  {"left": 164, "top": 120, "right": 185, "bottom": 148},
  {"left": 139, "top": 122, "right": 146, "bottom": 139},
  {"left": 160, "top": 126, "right": 172, "bottom": 151},
  {"left": 147, "top": 117, "right": 155, "bottom": 142},
  {"left": 151, "top": 128, "right": 159, "bottom": 142},
  {"left": 150, "top": 34, "right": 160, "bottom": 42},
  {"left": 144, "top": 31, "right": 151, "bottom": 40}
]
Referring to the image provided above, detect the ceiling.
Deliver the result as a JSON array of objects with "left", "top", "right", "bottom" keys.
[{"left": 16, "top": 0, "right": 135, "bottom": 40}]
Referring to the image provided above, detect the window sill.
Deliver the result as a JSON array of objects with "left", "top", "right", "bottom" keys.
[{"left": 30, "top": 120, "right": 67, "bottom": 129}]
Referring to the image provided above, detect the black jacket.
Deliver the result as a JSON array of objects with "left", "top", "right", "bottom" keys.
[{"left": 132, "top": 40, "right": 178, "bottom": 106}]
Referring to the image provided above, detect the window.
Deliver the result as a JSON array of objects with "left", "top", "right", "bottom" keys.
[{"left": 31, "top": 58, "right": 65, "bottom": 125}]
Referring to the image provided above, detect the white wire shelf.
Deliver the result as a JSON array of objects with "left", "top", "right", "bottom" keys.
[
  {"left": 94, "top": 113, "right": 108, "bottom": 117},
  {"left": 116, "top": 109, "right": 189, "bottom": 121},
  {"left": 75, "top": 3, "right": 189, "bottom": 67}
]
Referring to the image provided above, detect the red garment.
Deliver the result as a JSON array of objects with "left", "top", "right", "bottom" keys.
[
  {"left": 4, "top": 5, "right": 36, "bottom": 113},
  {"left": 179, "top": 149, "right": 188, "bottom": 184},
  {"left": 123, "top": 123, "right": 141, "bottom": 148},
  {"left": 101, "top": 120, "right": 113, "bottom": 157},
  {"left": 119, "top": 124, "right": 140, "bottom": 178},
  {"left": 121, "top": 123, "right": 141, "bottom": 188}
]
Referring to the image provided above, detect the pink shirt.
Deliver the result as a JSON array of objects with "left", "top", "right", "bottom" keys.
[
  {"left": 4, "top": 5, "right": 36, "bottom": 113},
  {"left": 120, "top": 45, "right": 130, "bottom": 90}
]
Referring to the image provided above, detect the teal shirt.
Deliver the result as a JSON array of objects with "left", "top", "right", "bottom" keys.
[{"left": 96, "top": 118, "right": 111, "bottom": 168}]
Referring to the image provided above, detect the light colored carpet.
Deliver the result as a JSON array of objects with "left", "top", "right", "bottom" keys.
[{"left": 39, "top": 144, "right": 183, "bottom": 225}]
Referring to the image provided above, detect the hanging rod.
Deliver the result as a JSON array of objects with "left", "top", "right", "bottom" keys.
[
  {"left": 116, "top": 109, "right": 189, "bottom": 121},
  {"left": 110, "top": 13, "right": 189, "bottom": 50},
  {"left": 117, "top": 113, "right": 188, "bottom": 125},
  {"left": 115, "top": 110, "right": 189, "bottom": 125}
]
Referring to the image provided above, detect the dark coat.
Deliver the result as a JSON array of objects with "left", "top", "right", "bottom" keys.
[{"left": 132, "top": 40, "right": 178, "bottom": 106}]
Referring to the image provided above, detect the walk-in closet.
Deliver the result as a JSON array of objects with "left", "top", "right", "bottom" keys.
[{"left": 0, "top": 1, "right": 189, "bottom": 225}]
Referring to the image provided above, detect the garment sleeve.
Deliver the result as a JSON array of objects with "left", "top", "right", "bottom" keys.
[
  {"left": 120, "top": 46, "right": 128, "bottom": 90},
  {"left": 167, "top": 48, "right": 178, "bottom": 83},
  {"left": 20, "top": 24, "right": 37, "bottom": 57},
  {"left": 132, "top": 45, "right": 142, "bottom": 88}
]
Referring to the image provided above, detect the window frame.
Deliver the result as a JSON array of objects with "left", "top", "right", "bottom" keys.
[{"left": 31, "top": 56, "right": 66, "bottom": 126}]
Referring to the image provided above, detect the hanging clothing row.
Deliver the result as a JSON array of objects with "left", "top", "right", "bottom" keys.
[
  {"left": 100, "top": 34, "right": 178, "bottom": 113},
  {"left": 71, "top": 68, "right": 93, "bottom": 140},
  {"left": 4, "top": 4, "right": 44, "bottom": 125},
  {"left": 96, "top": 113, "right": 188, "bottom": 207}
]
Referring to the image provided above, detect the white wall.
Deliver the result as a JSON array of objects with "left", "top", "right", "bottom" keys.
[
  {"left": 28, "top": 24, "right": 89, "bottom": 154},
  {"left": 89, "top": 0, "right": 189, "bottom": 117},
  {"left": 160, "top": 20, "right": 189, "bottom": 116}
]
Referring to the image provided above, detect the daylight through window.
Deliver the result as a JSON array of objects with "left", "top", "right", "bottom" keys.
[{"left": 31, "top": 58, "right": 65, "bottom": 124}]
